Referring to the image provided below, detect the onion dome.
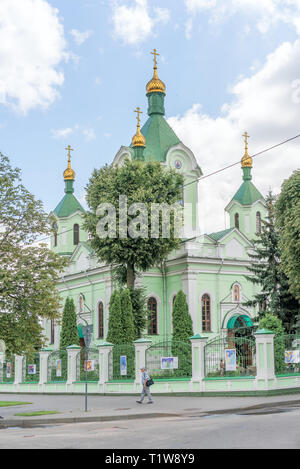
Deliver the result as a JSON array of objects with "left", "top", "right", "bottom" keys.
[
  {"left": 64, "top": 145, "right": 75, "bottom": 180},
  {"left": 146, "top": 49, "right": 166, "bottom": 95},
  {"left": 241, "top": 131, "right": 253, "bottom": 168},
  {"left": 132, "top": 107, "right": 146, "bottom": 148}
]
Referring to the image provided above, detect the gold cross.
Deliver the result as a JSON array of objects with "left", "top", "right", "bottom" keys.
[
  {"left": 65, "top": 145, "right": 73, "bottom": 163},
  {"left": 243, "top": 132, "right": 250, "bottom": 150},
  {"left": 134, "top": 107, "right": 143, "bottom": 126},
  {"left": 151, "top": 48, "right": 160, "bottom": 67}
]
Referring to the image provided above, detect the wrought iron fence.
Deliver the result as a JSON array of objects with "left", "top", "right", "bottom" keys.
[
  {"left": 76, "top": 347, "right": 100, "bottom": 382},
  {"left": 204, "top": 336, "right": 256, "bottom": 377},
  {"left": 145, "top": 340, "right": 192, "bottom": 379},
  {"left": 108, "top": 344, "right": 135, "bottom": 380},
  {"left": 1, "top": 356, "right": 15, "bottom": 383},
  {"left": 274, "top": 334, "right": 300, "bottom": 375},
  {"left": 47, "top": 350, "right": 68, "bottom": 382},
  {"left": 23, "top": 353, "right": 40, "bottom": 383}
]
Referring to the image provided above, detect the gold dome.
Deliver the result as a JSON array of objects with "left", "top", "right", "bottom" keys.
[
  {"left": 241, "top": 132, "right": 253, "bottom": 168},
  {"left": 146, "top": 48, "right": 166, "bottom": 94},
  {"left": 146, "top": 67, "right": 166, "bottom": 94},
  {"left": 64, "top": 145, "right": 75, "bottom": 180},
  {"left": 132, "top": 126, "right": 146, "bottom": 147}
]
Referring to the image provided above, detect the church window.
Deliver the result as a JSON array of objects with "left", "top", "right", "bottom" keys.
[
  {"left": 234, "top": 213, "right": 240, "bottom": 229},
  {"left": 201, "top": 294, "right": 211, "bottom": 332},
  {"left": 53, "top": 223, "right": 58, "bottom": 247},
  {"left": 256, "top": 212, "right": 262, "bottom": 234},
  {"left": 98, "top": 302, "right": 104, "bottom": 339},
  {"left": 50, "top": 319, "right": 55, "bottom": 344},
  {"left": 74, "top": 224, "right": 80, "bottom": 245},
  {"left": 78, "top": 294, "right": 84, "bottom": 314},
  {"left": 233, "top": 285, "right": 240, "bottom": 302},
  {"left": 147, "top": 297, "right": 158, "bottom": 335}
]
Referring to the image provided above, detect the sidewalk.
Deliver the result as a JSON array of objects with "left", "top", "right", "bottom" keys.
[{"left": 1, "top": 392, "right": 300, "bottom": 428}]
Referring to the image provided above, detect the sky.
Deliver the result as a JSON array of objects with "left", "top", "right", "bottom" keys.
[{"left": 0, "top": 0, "right": 300, "bottom": 235}]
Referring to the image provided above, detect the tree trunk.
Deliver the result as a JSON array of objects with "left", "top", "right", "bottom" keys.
[{"left": 127, "top": 263, "right": 135, "bottom": 289}]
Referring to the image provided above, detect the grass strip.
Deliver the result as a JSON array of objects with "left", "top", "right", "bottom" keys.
[
  {"left": 14, "top": 411, "right": 59, "bottom": 417},
  {"left": 0, "top": 401, "right": 32, "bottom": 407}
]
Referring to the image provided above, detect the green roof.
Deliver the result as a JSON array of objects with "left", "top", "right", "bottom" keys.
[
  {"left": 54, "top": 193, "right": 85, "bottom": 218},
  {"left": 209, "top": 228, "right": 234, "bottom": 241},
  {"left": 133, "top": 114, "right": 181, "bottom": 162},
  {"left": 232, "top": 180, "right": 264, "bottom": 206}
]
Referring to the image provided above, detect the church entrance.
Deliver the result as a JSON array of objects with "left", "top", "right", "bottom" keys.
[{"left": 227, "top": 314, "right": 255, "bottom": 368}]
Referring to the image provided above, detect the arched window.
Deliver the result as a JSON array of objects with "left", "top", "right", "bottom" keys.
[
  {"left": 256, "top": 211, "right": 261, "bottom": 234},
  {"left": 78, "top": 294, "right": 84, "bottom": 314},
  {"left": 147, "top": 297, "right": 158, "bottom": 335},
  {"left": 233, "top": 285, "right": 240, "bottom": 302},
  {"left": 50, "top": 319, "right": 55, "bottom": 344},
  {"left": 98, "top": 302, "right": 104, "bottom": 339},
  {"left": 234, "top": 213, "right": 240, "bottom": 229},
  {"left": 73, "top": 224, "right": 80, "bottom": 245},
  {"left": 53, "top": 223, "right": 58, "bottom": 247},
  {"left": 201, "top": 294, "right": 211, "bottom": 332}
]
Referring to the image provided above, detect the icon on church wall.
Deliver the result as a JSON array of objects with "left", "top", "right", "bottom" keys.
[
  {"left": 225, "top": 349, "right": 237, "bottom": 371},
  {"left": 28, "top": 364, "right": 36, "bottom": 375},
  {"left": 174, "top": 160, "right": 182, "bottom": 169},
  {"left": 84, "top": 360, "right": 95, "bottom": 371},
  {"left": 161, "top": 357, "right": 178, "bottom": 370},
  {"left": 6, "top": 362, "right": 11, "bottom": 378},
  {"left": 56, "top": 359, "right": 62, "bottom": 377},
  {"left": 120, "top": 356, "right": 127, "bottom": 376}
]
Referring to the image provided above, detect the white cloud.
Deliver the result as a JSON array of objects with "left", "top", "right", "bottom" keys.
[
  {"left": 184, "top": 0, "right": 300, "bottom": 36},
  {"left": 112, "top": 0, "right": 170, "bottom": 45},
  {"left": 70, "top": 29, "right": 93, "bottom": 45},
  {"left": 51, "top": 128, "right": 74, "bottom": 139},
  {"left": 0, "top": 0, "right": 68, "bottom": 114},
  {"left": 168, "top": 39, "right": 300, "bottom": 234},
  {"left": 51, "top": 125, "right": 96, "bottom": 141}
]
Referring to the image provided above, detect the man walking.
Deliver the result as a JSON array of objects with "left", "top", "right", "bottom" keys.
[{"left": 136, "top": 366, "right": 153, "bottom": 404}]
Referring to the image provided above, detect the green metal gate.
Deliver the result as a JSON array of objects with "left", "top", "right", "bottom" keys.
[
  {"left": 145, "top": 340, "right": 192, "bottom": 379},
  {"left": 108, "top": 344, "right": 135, "bottom": 380}
]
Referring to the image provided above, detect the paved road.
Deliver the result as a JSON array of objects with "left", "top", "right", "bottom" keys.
[
  {"left": 1, "top": 403, "right": 300, "bottom": 449},
  {"left": 1, "top": 395, "right": 300, "bottom": 449}
]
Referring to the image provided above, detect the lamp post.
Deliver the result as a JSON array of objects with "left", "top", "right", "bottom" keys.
[{"left": 78, "top": 293, "right": 93, "bottom": 413}]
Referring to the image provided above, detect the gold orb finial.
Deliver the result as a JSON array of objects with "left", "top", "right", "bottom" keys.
[
  {"left": 241, "top": 132, "right": 253, "bottom": 168},
  {"left": 132, "top": 107, "right": 146, "bottom": 148},
  {"left": 63, "top": 145, "right": 75, "bottom": 180},
  {"left": 146, "top": 48, "right": 166, "bottom": 94}
]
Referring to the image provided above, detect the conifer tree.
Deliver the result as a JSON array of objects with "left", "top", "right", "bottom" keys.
[
  {"left": 106, "top": 290, "right": 124, "bottom": 345},
  {"left": 245, "top": 192, "right": 299, "bottom": 332},
  {"left": 120, "top": 288, "right": 135, "bottom": 344},
  {"left": 171, "top": 290, "right": 193, "bottom": 377},
  {"left": 59, "top": 298, "right": 79, "bottom": 349}
]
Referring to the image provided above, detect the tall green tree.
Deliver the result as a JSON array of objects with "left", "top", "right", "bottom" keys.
[
  {"left": 275, "top": 169, "right": 300, "bottom": 300},
  {"left": 106, "top": 290, "right": 124, "bottom": 345},
  {"left": 120, "top": 288, "right": 135, "bottom": 344},
  {"left": 60, "top": 298, "right": 80, "bottom": 349},
  {"left": 0, "top": 153, "right": 67, "bottom": 355},
  {"left": 171, "top": 290, "right": 193, "bottom": 377},
  {"left": 244, "top": 192, "right": 299, "bottom": 332},
  {"left": 84, "top": 158, "right": 183, "bottom": 289}
]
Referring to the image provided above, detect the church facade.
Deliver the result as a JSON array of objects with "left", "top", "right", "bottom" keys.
[{"left": 44, "top": 53, "right": 268, "bottom": 350}]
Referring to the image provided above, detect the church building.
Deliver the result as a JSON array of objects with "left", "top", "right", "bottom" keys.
[{"left": 44, "top": 51, "right": 267, "bottom": 349}]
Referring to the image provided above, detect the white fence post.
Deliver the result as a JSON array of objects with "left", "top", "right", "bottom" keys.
[
  {"left": 134, "top": 339, "right": 152, "bottom": 385},
  {"left": 190, "top": 334, "right": 208, "bottom": 382},
  {"left": 254, "top": 329, "right": 275, "bottom": 387},
  {"left": 14, "top": 354, "right": 25, "bottom": 385},
  {"left": 98, "top": 342, "right": 114, "bottom": 384},
  {"left": 39, "top": 348, "right": 52, "bottom": 385},
  {"left": 66, "top": 345, "right": 81, "bottom": 384}
]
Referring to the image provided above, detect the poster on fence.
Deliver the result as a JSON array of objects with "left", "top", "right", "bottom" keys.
[
  {"left": 6, "top": 362, "right": 11, "bottom": 378},
  {"left": 225, "top": 349, "right": 237, "bottom": 371},
  {"left": 56, "top": 359, "right": 62, "bottom": 377},
  {"left": 120, "top": 356, "right": 127, "bottom": 376},
  {"left": 28, "top": 364, "right": 36, "bottom": 375},
  {"left": 161, "top": 357, "right": 178, "bottom": 370},
  {"left": 84, "top": 360, "right": 95, "bottom": 372},
  {"left": 285, "top": 350, "right": 300, "bottom": 364}
]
